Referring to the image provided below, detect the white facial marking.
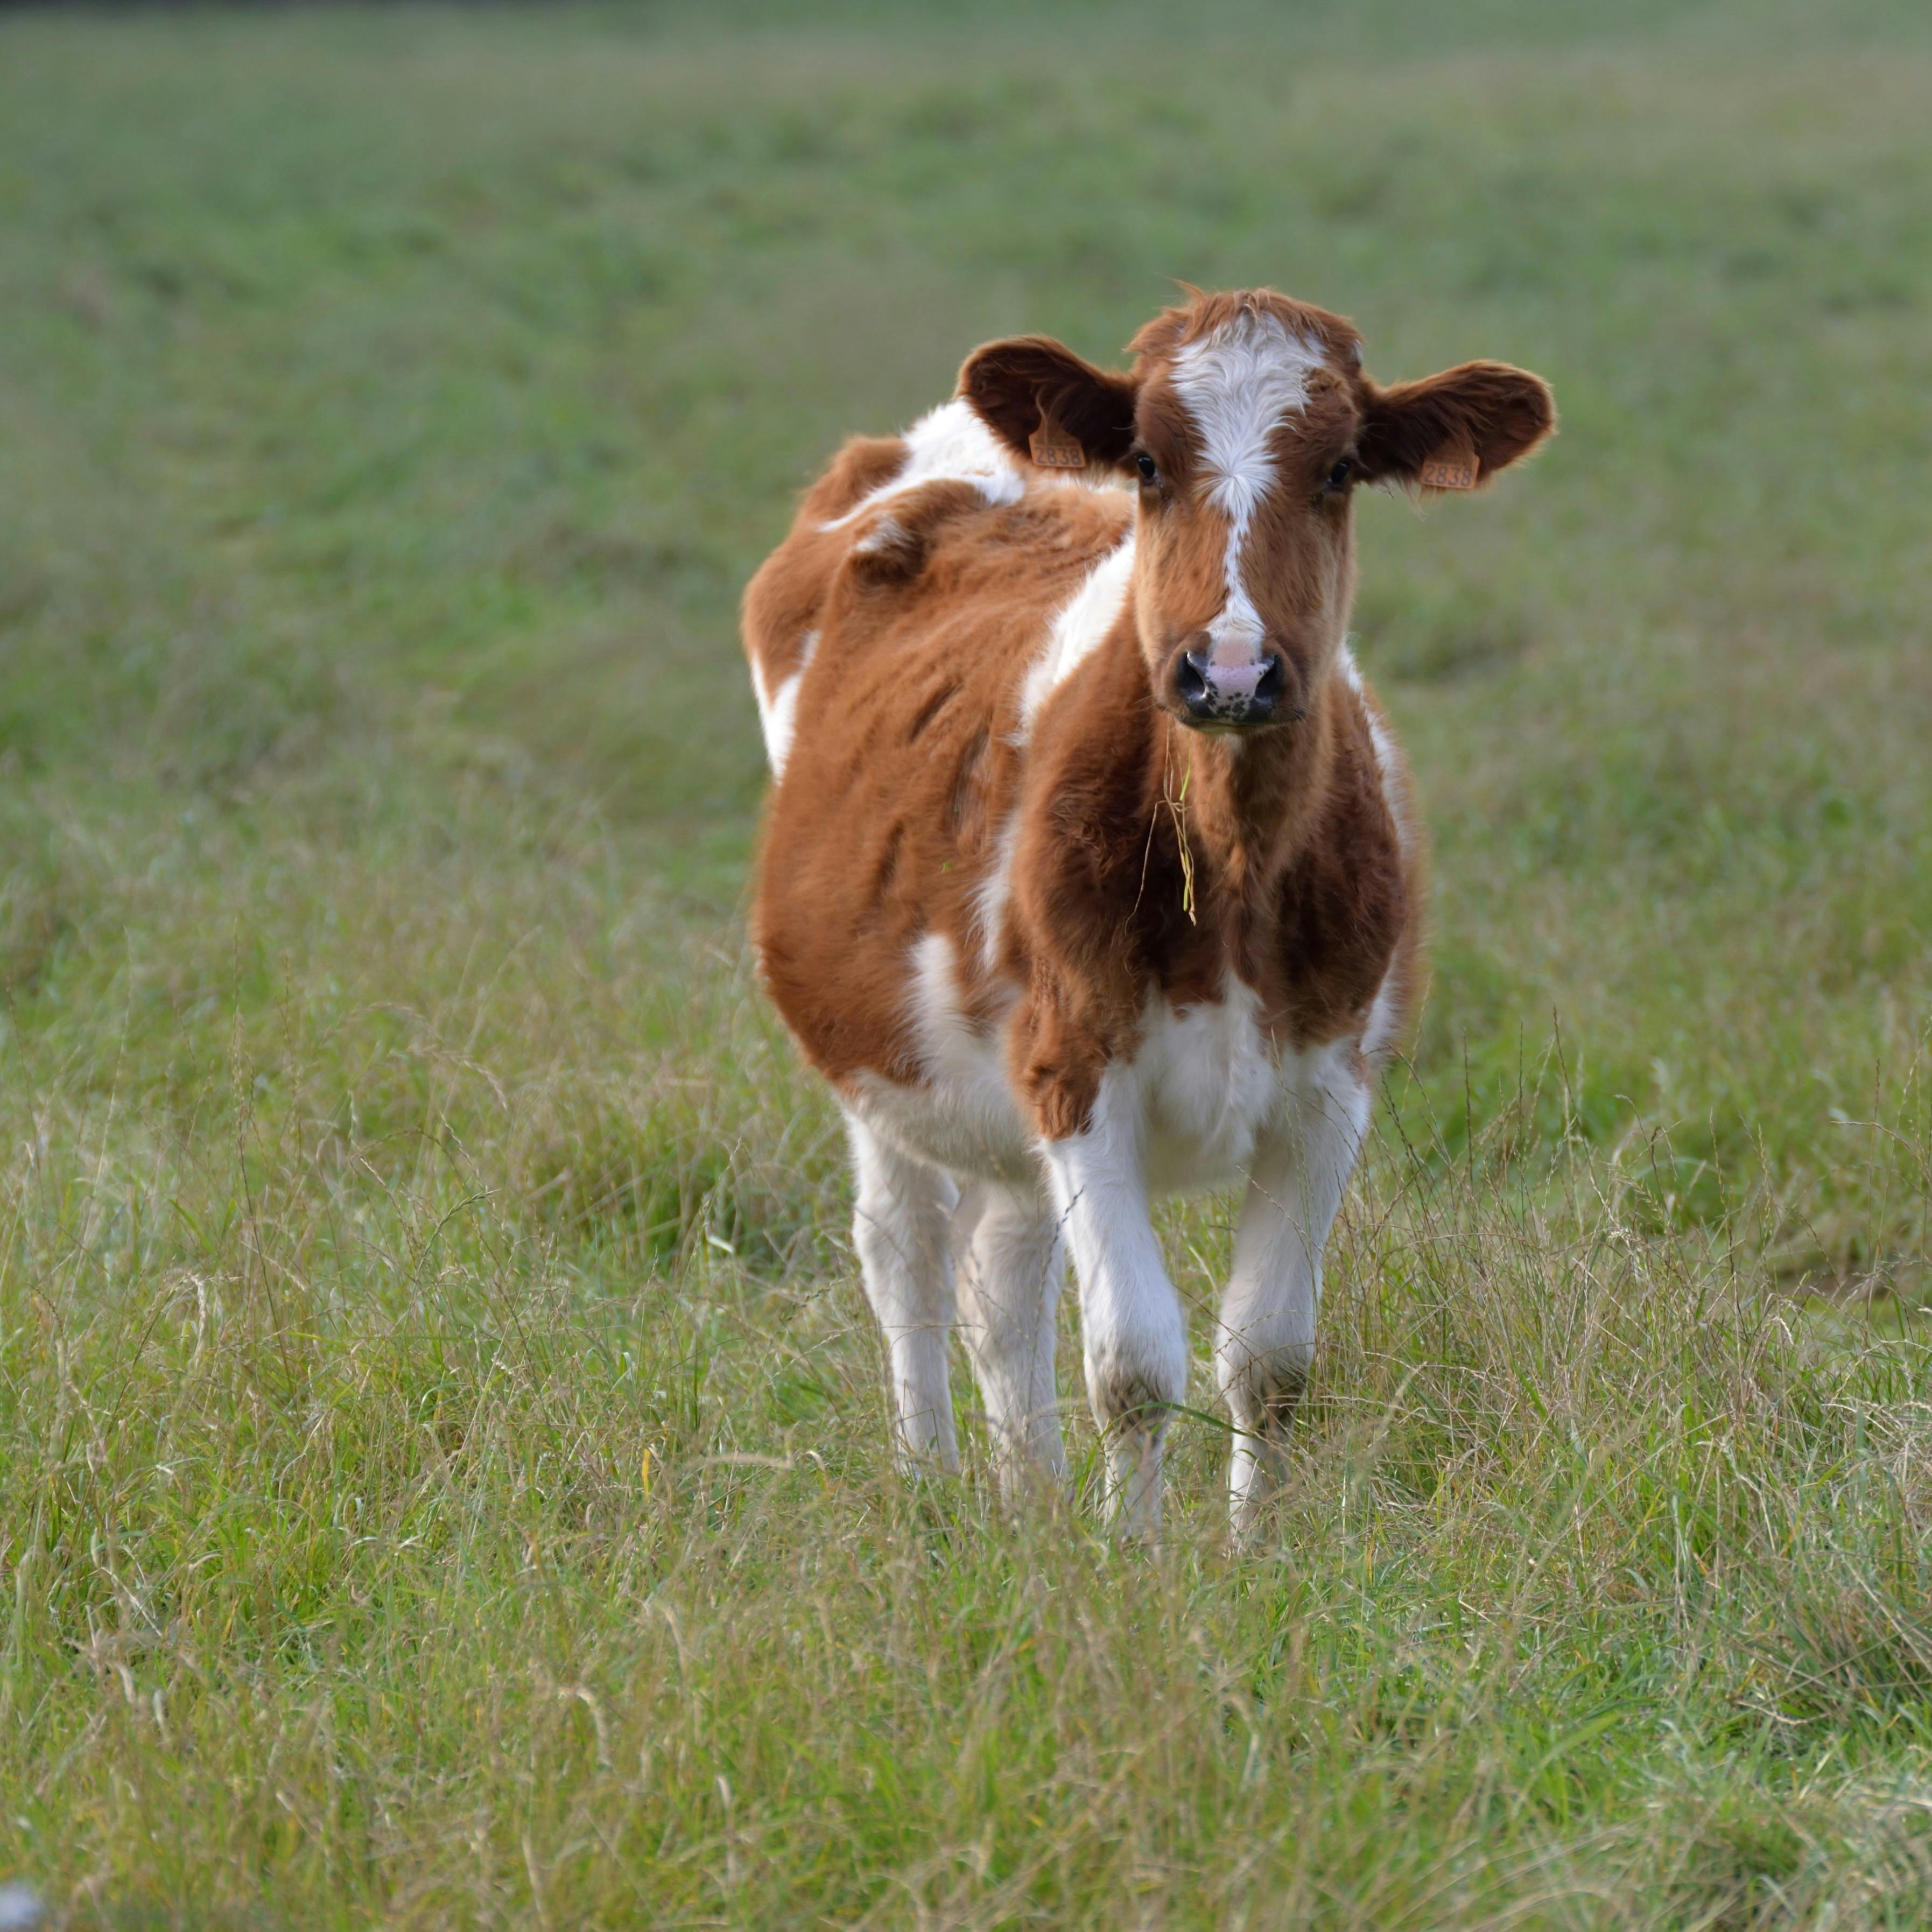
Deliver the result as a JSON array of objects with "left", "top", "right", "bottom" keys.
[
  {"left": 754, "top": 628, "right": 818, "bottom": 776},
  {"left": 1169, "top": 314, "right": 1327, "bottom": 667},
  {"left": 820, "top": 398, "right": 1024, "bottom": 533},
  {"left": 1016, "top": 530, "right": 1136, "bottom": 739}
]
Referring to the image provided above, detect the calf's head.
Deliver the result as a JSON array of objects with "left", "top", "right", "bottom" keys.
[{"left": 962, "top": 289, "right": 1553, "bottom": 732}]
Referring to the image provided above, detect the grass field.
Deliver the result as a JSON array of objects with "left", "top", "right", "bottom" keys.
[{"left": 3, "top": 1, "right": 1932, "bottom": 1923}]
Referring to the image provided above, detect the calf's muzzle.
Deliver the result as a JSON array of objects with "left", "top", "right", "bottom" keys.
[{"left": 1174, "top": 648, "right": 1290, "bottom": 728}]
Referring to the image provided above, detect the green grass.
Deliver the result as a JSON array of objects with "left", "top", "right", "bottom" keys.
[{"left": 3, "top": 2, "right": 1931, "bottom": 1923}]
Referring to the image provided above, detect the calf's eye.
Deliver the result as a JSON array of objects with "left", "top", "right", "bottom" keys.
[
  {"left": 1324, "top": 458, "right": 1354, "bottom": 493},
  {"left": 1135, "top": 452, "right": 1159, "bottom": 485}
]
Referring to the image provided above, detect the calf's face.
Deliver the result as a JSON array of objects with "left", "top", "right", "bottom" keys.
[{"left": 962, "top": 290, "right": 1554, "bottom": 734}]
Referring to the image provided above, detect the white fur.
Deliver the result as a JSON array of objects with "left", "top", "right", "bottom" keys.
[
  {"left": 1334, "top": 640, "right": 1409, "bottom": 1066},
  {"left": 851, "top": 934, "right": 1030, "bottom": 1183},
  {"left": 851, "top": 515, "right": 907, "bottom": 557},
  {"left": 752, "top": 629, "right": 818, "bottom": 777},
  {"left": 1170, "top": 314, "right": 1326, "bottom": 668},
  {"left": 859, "top": 949, "right": 1294, "bottom": 1199},
  {"left": 1038, "top": 975, "right": 1294, "bottom": 1533},
  {"left": 1136, "top": 973, "right": 1282, "bottom": 1192},
  {"left": 969, "top": 812, "right": 1023, "bottom": 974},
  {"left": 845, "top": 1110, "right": 961, "bottom": 1467},
  {"left": 844, "top": 941, "right": 1377, "bottom": 1536},
  {"left": 907, "top": 932, "right": 985, "bottom": 1081},
  {"left": 1216, "top": 1041, "right": 1371, "bottom": 1533},
  {"left": 1039, "top": 1066, "right": 1190, "bottom": 1537},
  {"left": 1337, "top": 641, "right": 1402, "bottom": 800},
  {"left": 1016, "top": 531, "right": 1137, "bottom": 739},
  {"left": 1361, "top": 967, "right": 1406, "bottom": 1064},
  {"left": 820, "top": 398, "right": 1025, "bottom": 533},
  {"left": 951, "top": 1183, "right": 1068, "bottom": 1491}
]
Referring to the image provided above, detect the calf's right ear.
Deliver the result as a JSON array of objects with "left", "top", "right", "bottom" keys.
[{"left": 959, "top": 336, "right": 1140, "bottom": 475}]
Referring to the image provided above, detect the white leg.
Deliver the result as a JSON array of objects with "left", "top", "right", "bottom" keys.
[
  {"left": 1039, "top": 1073, "right": 1186, "bottom": 1538},
  {"left": 1218, "top": 1047, "right": 1371, "bottom": 1537},
  {"left": 951, "top": 1183, "right": 1067, "bottom": 1495},
  {"left": 846, "top": 1113, "right": 960, "bottom": 1470}
]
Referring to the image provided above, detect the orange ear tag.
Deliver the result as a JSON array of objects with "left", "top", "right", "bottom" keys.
[
  {"left": 1029, "top": 410, "right": 1087, "bottom": 470},
  {"left": 1418, "top": 439, "right": 1479, "bottom": 490}
]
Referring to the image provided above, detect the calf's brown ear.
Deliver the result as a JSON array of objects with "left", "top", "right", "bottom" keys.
[
  {"left": 959, "top": 336, "right": 1140, "bottom": 474},
  {"left": 1357, "top": 360, "right": 1555, "bottom": 491}
]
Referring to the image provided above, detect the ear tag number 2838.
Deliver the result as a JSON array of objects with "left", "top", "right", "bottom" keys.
[
  {"left": 1418, "top": 438, "right": 1479, "bottom": 491},
  {"left": 1029, "top": 409, "right": 1087, "bottom": 470}
]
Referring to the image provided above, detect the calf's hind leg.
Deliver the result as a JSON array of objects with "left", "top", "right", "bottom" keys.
[
  {"left": 951, "top": 1183, "right": 1067, "bottom": 1495},
  {"left": 1218, "top": 1057, "right": 1371, "bottom": 1538},
  {"left": 845, "top": 1114, "right": 960, "bottom": 1470}
]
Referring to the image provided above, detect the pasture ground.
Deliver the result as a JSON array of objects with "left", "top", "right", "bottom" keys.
[{"left": 3, "top": 1, "right": 1931, "bottom": 1923}]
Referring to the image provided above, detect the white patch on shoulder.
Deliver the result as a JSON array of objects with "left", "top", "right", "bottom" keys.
[
  {"left": 851, "top": 515, "right": 907, "bottom": 557},
  {"left": 1016, "top": 531, "right": 1136, "bottom": 739},
  {"left": 820, "top": 398, "right": 1025, "bottom": 533},
  {"left": 969, "top": 811, "right": 1024, "bottom": 974},
  {"left": 754, "top": 628, "right": 818, "bottom": 776},
  {"left": 1170, "top": 314, "right": 1327, "bottom": 668}
]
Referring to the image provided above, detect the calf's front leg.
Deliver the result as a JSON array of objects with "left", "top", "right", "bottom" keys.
[
  {"left": 1217, "top": 1050, "right": 1371, "bottom": 1538},
  {"left": 1038, "top": 1072, "right": 1186, "bottom": 1538}
]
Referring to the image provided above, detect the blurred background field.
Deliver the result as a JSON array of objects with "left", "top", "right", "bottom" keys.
[{"left": 3, "top": 2, "right": 1931, "bottom": 1925}]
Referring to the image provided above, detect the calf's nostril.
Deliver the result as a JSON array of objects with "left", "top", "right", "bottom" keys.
[{"left": 1175, "top": 651, "right": 1211, "bottom": 711}]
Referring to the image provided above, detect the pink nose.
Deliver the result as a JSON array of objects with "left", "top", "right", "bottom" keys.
[{"left": 1175, "top": 650, "right": 1286, "bottom": 726}]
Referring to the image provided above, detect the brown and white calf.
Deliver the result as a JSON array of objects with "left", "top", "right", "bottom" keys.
[{"left": 744, "top": 288, "right": 1552, "bottom": 1535}]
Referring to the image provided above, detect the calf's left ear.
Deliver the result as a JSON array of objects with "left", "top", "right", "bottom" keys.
[
  {"left": 1357, "top": 360, "right": 1555, "bottom": 491},
  {"left": 958, "top": 336, "right": 1140, "bottom": 475}
]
